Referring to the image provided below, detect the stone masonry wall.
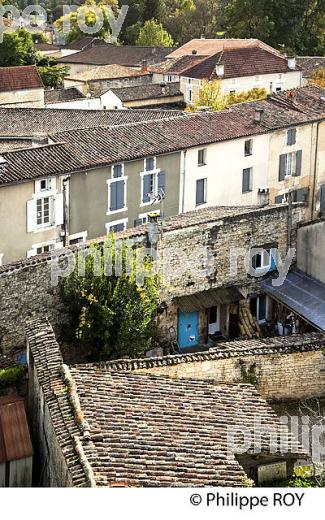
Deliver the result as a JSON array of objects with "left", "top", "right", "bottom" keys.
[
  {"left": 0, "top": 204, "right": 305, "bottom": 355},
  {"left": 133, "top": 349, "right": 325, "bottom": 401}
]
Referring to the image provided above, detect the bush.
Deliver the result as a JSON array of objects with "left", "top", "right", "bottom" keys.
[{"left": 0, "top": 367, "right": 25, "bottom": 389}]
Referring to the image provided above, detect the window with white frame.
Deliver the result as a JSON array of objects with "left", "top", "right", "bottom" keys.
[
  {"left": 250, "top": 295, "right": 269, "bottom": 323},
  {"left": 27, "top": 240, "right": 56, "bottom": 258},
  {"left": 196, "top": 178, "right": 207, "bottom": 206},
  {"left": 27, "top": 177, "right": 63, "bottom": 233},
  {"left": 69, "top": 231, "right": 88, "bottom": 245},
  {"left": 107, "top": 163, "right": 127, "bottom": 213},
  {"left": 141, "top": 169, "right": 165, "bottom": 205},
  {"left": 136, "top": 210, "right": 161, "bottom": 226},
  {"left": 198, "top": 148, "right": 207, "bottom": 166},
  {"left": 106, "top": 218, "right": 128, "bottom": 233},
  {"left": 279, "top": 151, "right": 302, "bottom": 180},
  {"left": 208, "top": 305, "right": 221, "bottom": 335}
]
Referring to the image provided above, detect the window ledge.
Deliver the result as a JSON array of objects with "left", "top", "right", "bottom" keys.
[{"left": 106, "top": 207, "right": 128, "bottom": 216}]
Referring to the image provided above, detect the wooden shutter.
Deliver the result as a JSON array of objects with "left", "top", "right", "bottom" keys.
[
  {"left": 242, "top": 169, "right": 251, "bottom": 193},
  {"left": 294, "top": 150, "right": 302, "bottom": 177},
  {"left": 55, "top": 193, "right": 64, "bottom": 226},
  {"left": 142, "top": 174, "right": 152, "bottom": 203},
  {"left": 110, "top": 182, "right": 117, "bottom": 211},
  {"left": 287, "top": 128, "right": 296, "bottom": 146},
  {"left": 115, "top": 180, "right": 125, "bottom": 210},
  {"left": 279, "top": 154, "right": 287, "bottom": 181},
  {"left": 196, "top": 179, "right": 205, "bottom": 205},
  {"left": 157, "top": 171, "right": 166, "bottom": 196},
  {"left": 26, "top": 199, "right": 36, "bottom": 232}
]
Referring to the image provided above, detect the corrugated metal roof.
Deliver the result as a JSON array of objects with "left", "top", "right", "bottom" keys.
[
  {"left": 0, "top": 397, "right": 33, "bottom": 463},
  {"left": 174, "top": 287, "right": 243, "bottom": 312},
  {"left": 262, "top": 270, "right": 325, "bottom": 331}
]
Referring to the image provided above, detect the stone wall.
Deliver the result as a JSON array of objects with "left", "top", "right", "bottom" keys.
[
  {"left": 0, "top": 204, "right": 305, "bottom": 355},
  {"left": 133, "top": 349, "right": 325, "bottom": 401},
  {"left": 88, "top": 74, "right": 152, "bottom": 97}
]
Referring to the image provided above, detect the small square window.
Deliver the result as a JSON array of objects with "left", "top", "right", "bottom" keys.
[
  {"left": 244, "top": 139, "right": 253, "bottom": 156},
  {"left": 40, "top": 179, "right": 47, "bottom": 191},
  {"left": 198, "top": 148, "right": 207, "bottom": 166}
]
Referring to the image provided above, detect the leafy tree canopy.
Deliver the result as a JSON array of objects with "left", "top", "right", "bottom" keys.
[
  {"left": 310, "top": 68, "right": 325, "bottom": 88},
  {"left": 0, "top": 28, "right": 36, "bottom": 67},
  {"left": 38, "top": 64, "right": 70, "bottom": 88},
  {"left": 61, "top": 238, "right": 161, "bottom": 360},
  {"left": 136, "top": 19, "right": 174, "bottom": 47}
]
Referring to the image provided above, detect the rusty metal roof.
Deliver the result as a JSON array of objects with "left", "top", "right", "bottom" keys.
[{"left": 0, "top": 397, "right": 33, "bottom": 463}]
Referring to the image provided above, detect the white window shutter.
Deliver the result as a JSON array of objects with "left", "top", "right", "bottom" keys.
[
  {"left": 27, "top": 248, "right": 35, "bottom": 258},
  {"left": 55, "top": 193, "right": 64, "bottom": 226},
  {"left": 27, "top": 199, "right": 36, "bottom": 232}
]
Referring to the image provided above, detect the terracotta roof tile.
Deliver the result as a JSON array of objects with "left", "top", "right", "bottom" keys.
[
  {"left": 66, "top": 64, "right": 151, "bottom": 83},
  {"left": 0, "top": 65, "right": 44, "bottom": 92},
  {"left": 167, "top": 38, "right": 280, "bottom": 59},
  {"left": 0, "top": 397, "right": 33, "bottom": 463},
  {"left": 110, "top": 82, "right": 183, "bottom": 101}
]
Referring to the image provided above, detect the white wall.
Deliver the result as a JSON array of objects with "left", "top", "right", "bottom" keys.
[
  {"left": 45, "top": 90, "right": 124, "bottom": 110},
  {"left": 181, "top": 134, "right": 270, "bottom": 213}
]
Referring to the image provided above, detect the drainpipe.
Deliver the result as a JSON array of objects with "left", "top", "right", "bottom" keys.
[
  {"left": 311, "top": 121, "right": 320, "bottom": 219},
  {"left": 181, "top": 149, "right": 187, "bottom": 213},
  {"left": 62, "top": 176, "right": 70, "bottom": 246},
  {"left": 287, "top": 189, "right": 293, "bottom": 249}
]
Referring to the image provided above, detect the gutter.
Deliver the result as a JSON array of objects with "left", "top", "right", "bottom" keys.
[
  {"left": 181, "top": 149, "right": 187, "bottom": 213},
  {"left": 311, "top": 121, "right": 320, "bottom": 219}
]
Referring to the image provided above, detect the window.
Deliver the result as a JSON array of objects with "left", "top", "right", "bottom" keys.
[
  {"left": 250, "top": 295, "right": 269, "bottom": 323},
  {"left": 287, "top": 128, "right": 297, "bottom": 146},
  {"left": 229, "top": 90, "right": 236, "bottom": 94},
  {"left": 166, "top": 75, "right": 173, "bottom": 82},
  {"left": 27, "top": 240, "right": 56, "bottom": 258},
  {"left": 242, "top": 168, "right": 253, "bottom": 193},
  {"left": 145, "top": 157, "right": 156, "bottom": 172},
  {"left": 244, "top": 139, "right": 253, "bottom": 156},
  {"left": 279, "top": 151, "right": 302, "bottom": 180},
  {"left": 208, "top": 305, "right": 220, "bottom": 335},
  {"left": 136, "top": 210, "right": 161, "bottom": 226},
  {"left": 196, "top": 178, "right": 207, "bottom": 206},
  {"left": 142, "top": 170, "right": 165, "bottom": 205},
  {"left": 108, "top": 164, "right": 127, "bottom": 213},
  {"left": 36, "top": 244, "right": 53, "bottom": 254},
  {"left": 69, "top": 231, "right": 87, "bottom": 245},
  {"left": 36, "top": 197, "right": 50, "bottom": 226},
  {"left": 106, "top": 219, "right": 128, "bottom": 234},
  {"left": 276, "top": 86, "right": 282, "bottom": 92},
  {"left": 35, "top": 177, "right": 55, "bottom": 193},
  {"left": 198, "top": 148, "right": 207, "bottom": 166}
]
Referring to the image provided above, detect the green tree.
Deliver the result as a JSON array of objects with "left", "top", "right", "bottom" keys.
[
  {"left": 0, "top": 29, "right": 36, "bottom": 67},
  {"left": 136, "top": 19, "right": 174, "bottom": 46},
  {"left": 187, "top": 79, "right": 267, "bottom": 111},
  {"left": 61, "top": 237, "right": 161, "bottom": 360},
  {"left": 54, "top": 0, "right": 119, "bottom": 43},
  {"left": 141, "top": 0, "right": 164, "bottom": 21},
  {"left": 310, "top": 68, "right": 325, "bottom": 88},
  {"left": 32, "top": 32, "right": 50, "bottom": 44},
  {"left": 225, "top": 0, "right": 325, "bottom": 55},
  {"left": 37, "top": 64, "right": 70, "bottom": 88}
]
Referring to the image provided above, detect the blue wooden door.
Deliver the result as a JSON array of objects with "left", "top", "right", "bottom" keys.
[{"left": 178, "top": 311, "right": 199, "bottom": 350}]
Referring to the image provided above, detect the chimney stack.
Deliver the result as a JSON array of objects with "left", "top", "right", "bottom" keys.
[
  {"left": 254, "top": 108, "right": 264, "bottom": 123},
  {"left": 287, "top": 57, "right": 296, "bottom": 70},
  {"left": 160, "top": 82, "right": 166, "bottom": 95},
  {"left": 216, "top": 64, "right": 224, "bottom": 77},
  {"left": 192, "top": 49, "right": 197, "bottom": 55}
]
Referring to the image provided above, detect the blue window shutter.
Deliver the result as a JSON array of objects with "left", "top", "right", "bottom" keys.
[
  {"left": 295, "top": 150, "right": 302, "bottom": 177},
  {"left": 143, "top": 174, "right": 152, "bottom": 203},
  {"left": 113, "top": 164, "right": 122, "bottom": 178},
  {"left": 196, "top": 179, "right": 205, "bottom": 205},
  {"left": 110, "top": 182, "right": 117, "bottom": 211},
  {"left": 279, "top": 154, "right": 286, "bottom": 181},
  {"left": 116, "top": 180, "right": 125, "bottom": 210},
  {"left": 158, "top": 170, "right": 166, "bottom": 196}
]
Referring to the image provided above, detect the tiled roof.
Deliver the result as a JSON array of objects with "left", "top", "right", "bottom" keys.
[
  {"left": 34, "top": 43, "right": 61, "bottom": 52},
  {"left": 167, "top": 38, "right": 280, "bottom": 59},
  {"left": 0, "top": 85, "right": 324, "bottom": 187},
  {"left": 58, "top": 45, "right": 174, "bottom": 67},
  {"left": 296, "top": 56, "right": 325, "bottom": 78},
  {"left": 63, "top": 36, "right": 109, "bottom": 51},
  {"left": 0, "top": 65, "right": 44, "bottom": 92},
  {"left": 110, "top": 82, "right": 183, "bottom": 102},
  {"left": 149, "top": 55, "right": 207, "bottom": 74},
  {"left": 0, "top": 396, "right": 33, "bottom": 463},
  {"left": 181, "top": 47, "right": 300, "bottom": 80},
  {"left": 26, "top": 318, "right": 304, "bottom": 488},
  {"left": 0, "top": 106, "right": 184, "bottom": 137},
  {"left": 66, "top": 64, "right": 150, "bottom": 82},
  {"left": 44, "top": 87, "right": 86, "bottom": 104}
]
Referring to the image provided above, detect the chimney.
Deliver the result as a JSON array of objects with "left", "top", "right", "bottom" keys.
[
  {"left": 141, "top": 59, "right": 148, "bottom": 72},
  {"left": 192, "top": 49, "right": 198, "bottom": 55},
  {"left": 254, "top": 108, "right": 264, "bottom": 123},
  {"left": 216, "top": 64, "right": 224, "bottom": 78},
  {"left": 32, "top": 134, "right": 49, "bottom": 148},
  {"left": 287, "top": 57, "right": 296, "bottom": 70}
]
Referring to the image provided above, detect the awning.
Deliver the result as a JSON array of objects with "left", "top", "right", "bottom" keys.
[
  {"left": 174, "top": 287, "right": 244, "bottom": 313},
  {"left": 262, "top": 269, "right": 325, "bottom": 331}
]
